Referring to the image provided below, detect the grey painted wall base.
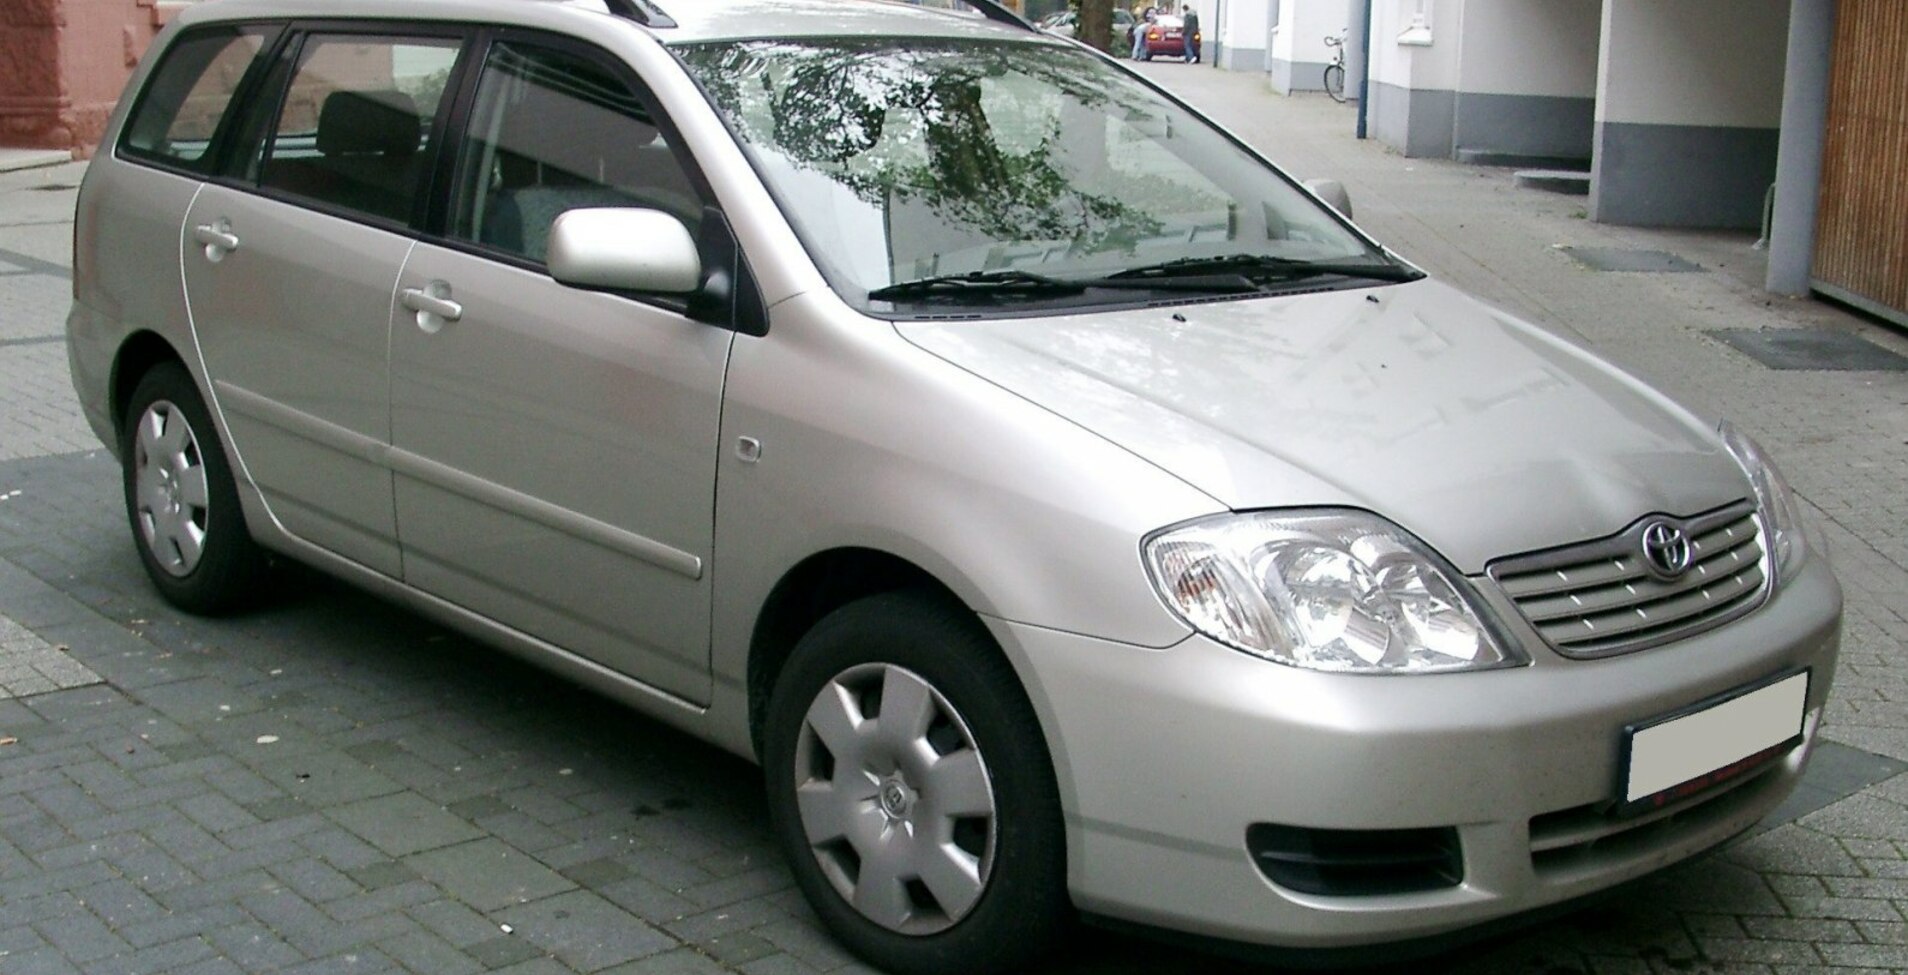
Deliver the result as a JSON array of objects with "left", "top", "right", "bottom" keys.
[
  {"left": 1367, "top": 81, "right": 1456, "bottom": 158},
  {"left": 1269, "top": 57, "right": 1333, "bottom": 94},
  {"left": 1592, "top": 122, "right": 1781, "bottom": 229},
  {"left": 1454, "top": 92, "right": 1594, "bottom": 161},
  {"left": 1217, "top": 45, "right": 1265, "bottom": 73}
]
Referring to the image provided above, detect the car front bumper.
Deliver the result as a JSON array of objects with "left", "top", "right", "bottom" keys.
[{"left": 991, "top": 556, "right": 1841, "bottom": 948}]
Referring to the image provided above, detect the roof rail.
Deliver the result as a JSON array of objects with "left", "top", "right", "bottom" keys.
[{"left": 600, "top": 0, "right": 676, "bottom": 28}]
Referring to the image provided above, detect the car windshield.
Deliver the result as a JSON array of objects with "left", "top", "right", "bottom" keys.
[{"left": 673, "top": 37, "right": 1383, "bottom": 312}]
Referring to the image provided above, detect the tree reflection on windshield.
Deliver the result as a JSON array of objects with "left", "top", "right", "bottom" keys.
[
  {"left": 681, "top": 40, "right": 1167, "bottom": 267},
  {"left": 676, "top": 37, "right": 1371, "bottom": 305}
]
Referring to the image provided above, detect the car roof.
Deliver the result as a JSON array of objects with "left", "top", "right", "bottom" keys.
[
  {"left": 658, "top": 0, "right": 1048, "bottom": 44},
  {"left": 170, "top": 0, "right": 1056, "bottom": 46}
]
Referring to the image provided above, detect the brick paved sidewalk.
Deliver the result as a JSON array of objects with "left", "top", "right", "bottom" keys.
[{"left": 2, "top": 65, "right": 1907, "bottom": 975}]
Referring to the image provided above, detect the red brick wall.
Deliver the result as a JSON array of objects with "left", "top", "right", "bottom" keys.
[{"left": 0, "top": 0, "right": 173, "bottom": 156}]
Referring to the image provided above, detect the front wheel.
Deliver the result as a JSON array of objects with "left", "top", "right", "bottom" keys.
[
  {"left": 1324, "top": 62, "right": 1347, "bottom": 102},
  {"left": 763, "top": 592, "right": 1067, "bottom": 975},
  {"left": 121, "top": 361, "right": 266, "bottom": 614}
]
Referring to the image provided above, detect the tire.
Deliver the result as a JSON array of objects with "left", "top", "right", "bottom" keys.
[
  {"left": 1324, "top": 62, "right": 1347, "bottom": 103},
  {"left": 121, "top": 361, "right": 266, "bottom": 614},
  {"left": 763, "top": 592, "right": 1067, "bottom": 975}
]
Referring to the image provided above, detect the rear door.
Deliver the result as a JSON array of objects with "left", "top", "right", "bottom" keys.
[
  {"left": 83, "top": 25, "right": 276, "bottom": 414},
  {"left": 182, "top": 26, "right": 467, "bottom": 576},
  {"left": 386, "top": 34, "right": 731, "bottom": 703}
]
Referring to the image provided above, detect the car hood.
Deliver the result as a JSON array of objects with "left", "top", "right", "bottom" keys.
[{"left": 894, "top": 279, "right": 1749, "bottom": 572}]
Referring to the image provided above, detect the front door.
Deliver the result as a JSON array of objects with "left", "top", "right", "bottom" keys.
[
  {"left": 183, "top": 29, "right": 464, "bottom": 576},
  {"left": 387, "top": 36, "right": 729, "bottom": 703}
]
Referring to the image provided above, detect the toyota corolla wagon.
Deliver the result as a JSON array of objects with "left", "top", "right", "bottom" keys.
[{"left": 68, "top": 0, "right": 1842, "bottom": 971}]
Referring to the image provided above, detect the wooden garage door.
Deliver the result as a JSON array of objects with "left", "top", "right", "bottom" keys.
[{"left": 1813, "top": 0, "right": 1908, "bottom": 324}]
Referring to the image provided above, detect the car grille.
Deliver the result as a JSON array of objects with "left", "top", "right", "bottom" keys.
[{"left": 1488, "top": 502, "right": 1768, "bottom": 658}]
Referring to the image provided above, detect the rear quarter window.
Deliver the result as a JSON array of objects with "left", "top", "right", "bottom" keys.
[{"left": 122, "top": 26, "right": 275, "bottom": 173}]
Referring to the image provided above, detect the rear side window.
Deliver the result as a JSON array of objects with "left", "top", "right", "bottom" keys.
[
  {"left": 256, "top": 33, "right": 462, "bottom": 225},
  {"left": 121, "top": 26, "right": 273, "bottom": 172}
]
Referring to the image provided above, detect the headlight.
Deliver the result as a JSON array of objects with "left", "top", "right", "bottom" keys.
[
  {"left": 1143, "top": 510, "right": 1522, "bottom": 674},
  {"left": 1718, "top": 420, "right": 1808, "bottom": 585}
]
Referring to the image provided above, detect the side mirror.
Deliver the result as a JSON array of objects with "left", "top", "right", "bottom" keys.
[
  {"left": 1302, "top": 178, "right": 1354, "bottom": 220},
  {"left": 548, "top": 208, "right": 701, "bottom": 294}
]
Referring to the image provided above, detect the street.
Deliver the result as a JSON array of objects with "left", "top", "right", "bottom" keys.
[{"left": 1, "top": 59, "right": 1906, "bottom": 975}]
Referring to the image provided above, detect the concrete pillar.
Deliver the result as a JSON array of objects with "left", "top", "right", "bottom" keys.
[
  {"left": 1217, "top": 0, "right": 1270, "bottom": 71},
  {"left": 1367, "top": 0, "right": 1461, "bottom": 157},
  {"left": 1591, "top": 0, "right": 1789, "bottom": 228},
  {"left": 1765, "top": 0, "right": 1835, "bottom": 295},
  {"left": 1269, "top": 0, "right": 1343, "bottom": 95},
  {"left": 1450, "top": 0, "right": 1599, "bottom": 166}
]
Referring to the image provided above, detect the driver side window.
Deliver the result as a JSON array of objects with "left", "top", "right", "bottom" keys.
[{"left": 450, "top": 39, "right": 702, "bottom": 264}]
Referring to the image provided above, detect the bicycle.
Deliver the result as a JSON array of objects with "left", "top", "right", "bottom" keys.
[{"left": 1323, "top": 31, "right": 1348, "bottom": 102}]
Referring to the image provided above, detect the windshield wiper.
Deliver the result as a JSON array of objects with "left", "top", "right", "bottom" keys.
[
  {"left": 869, "top": 267, "right": 1270, "bottom": 303},
  {"left": 866, "top": 269, "right": 1086, "bottom": 302},
  {"left": 1108, "top": 253, "right": 1425, "bottom": 284}
]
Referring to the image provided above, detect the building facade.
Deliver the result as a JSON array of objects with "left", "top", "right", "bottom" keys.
[
  {"left": 0, "top": 0, "right": 184, "bottom": 157},
  {"left": 4, "top": 0, "right": 1901, "bottom": 325},
  {"left": 1203, "top": 0, "right": 1903, "bottom": 325}
]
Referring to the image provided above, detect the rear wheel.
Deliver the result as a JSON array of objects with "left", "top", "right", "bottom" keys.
[
  {"left": 121, "top": 361, "right": 265, "bottom": 614},
  {"left": 763, "top": 592, "right": 1067, "bottom": 975},
  {"left": 1324, "top": 62, "right": 1347, "bottom": 102}
]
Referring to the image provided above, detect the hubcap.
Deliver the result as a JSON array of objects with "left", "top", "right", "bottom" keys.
[
  {"left": 793, "top": 663, "right": 997, "bottom": 935},
  {"left": 132, "top": 400, "right": 210, "bottom": 578}
]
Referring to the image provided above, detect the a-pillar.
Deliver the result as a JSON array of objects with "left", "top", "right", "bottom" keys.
[
  {"left": 1591, "top": 0, "right": 1789, "bottom": 228},
  {"left": 1450, "top": 0, "right": 1600, "bottom": 165}
]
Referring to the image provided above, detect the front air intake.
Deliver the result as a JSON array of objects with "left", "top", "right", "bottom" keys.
[{"left": 1246, "top": 824, "right": 1462, "bottom": 896}]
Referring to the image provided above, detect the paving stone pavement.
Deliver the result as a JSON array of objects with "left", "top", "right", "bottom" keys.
[{"left": 0, "top": 60, "right": 1905, "bottom": 975}]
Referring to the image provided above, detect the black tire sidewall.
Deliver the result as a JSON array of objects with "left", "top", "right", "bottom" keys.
[
  {"left": 763, "top": 592, "right": 1068, "bottom": 975},
  {"left": 121, "top": 361, "right": 263, "bottom": 615}
]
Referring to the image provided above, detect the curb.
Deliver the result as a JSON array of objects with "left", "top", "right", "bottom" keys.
[{"left": 0, "top": 149, "right": 75, "bottom": 174}]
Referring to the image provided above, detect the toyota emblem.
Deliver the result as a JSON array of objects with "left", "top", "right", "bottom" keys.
[{"left": 1640, "top": 521, "right": 1693, "bottom": 577}]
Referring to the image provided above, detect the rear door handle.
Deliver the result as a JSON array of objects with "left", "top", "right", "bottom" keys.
[
  {"left": 400, "top": 284, "right": 463, "bottom": 332},
  {"left": 192, "top": 221, "right": 240, "bottom": 259}
]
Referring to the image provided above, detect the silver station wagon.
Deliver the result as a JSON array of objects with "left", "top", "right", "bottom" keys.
[{"left": 68, "top": 0, "right": 1842, "bottom": 971}]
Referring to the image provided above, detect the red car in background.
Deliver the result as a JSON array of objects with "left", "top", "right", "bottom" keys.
[{"left": 1137, "top": 14, "right": 1190, "bottom": 59}]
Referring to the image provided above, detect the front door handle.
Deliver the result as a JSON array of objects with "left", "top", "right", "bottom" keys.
[
  {"left": 192, "top": 221, "right": 240, "bottom": 261},
  {"left": 400, "top": 283, "right": 463, "bottom": 333}
]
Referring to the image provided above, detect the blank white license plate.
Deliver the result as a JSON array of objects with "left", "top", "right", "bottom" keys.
[{"left": 1622, "top": 671, "right": 1808, "bottom": 809}]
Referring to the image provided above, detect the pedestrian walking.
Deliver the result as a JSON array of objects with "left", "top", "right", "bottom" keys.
[{"left": 1182, "top": 6, "right": 1201, "bottom": 62}]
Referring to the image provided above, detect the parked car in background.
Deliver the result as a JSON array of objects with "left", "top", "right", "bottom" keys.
[
  {"left": 1138, "top": 13, "right": 1188, "bottom": 59},
  {"left": 70, "top": 0, "right": 1841, "bottom": 974}
]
